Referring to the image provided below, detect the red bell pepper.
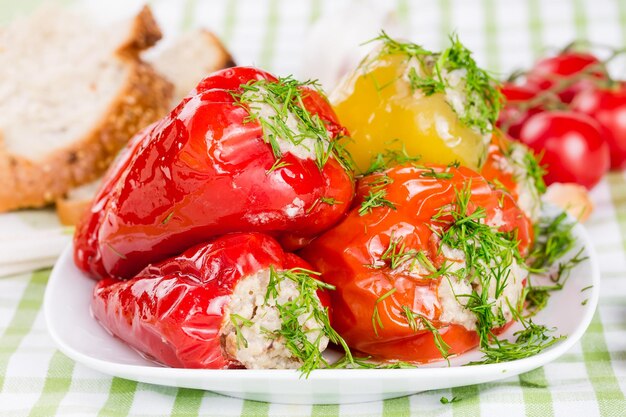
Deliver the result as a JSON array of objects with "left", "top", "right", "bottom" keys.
[
  {"left": 92, "top": 232, "right": 331, "bottom": 369},
  {"left": 300, "top": 164, "right": 533, "bottom": 363},
  {"left": 75, "top": 67, "right": 355, "bottom": 280}
]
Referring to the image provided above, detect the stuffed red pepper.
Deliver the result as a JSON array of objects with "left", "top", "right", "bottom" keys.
[
  {"left": 300, "top": 164, "right": 533, "bottom": 363},
  {"left": 92, "top": 232, "right": 338, "bottom": 371},
  {"left": 75, "top": 67, "right": 355, "bottom": 280}
]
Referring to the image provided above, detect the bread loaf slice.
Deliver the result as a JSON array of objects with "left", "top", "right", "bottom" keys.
[
  {"left": 56, "top": 179, "right": 102, "bottom": 226},
  {"left": 56, "top": 28, "right": 235, "bottom": 225},
  {"left": 147, "top": 29, "right": 235, "bottom": 103},
  {"left": 0, "top": 5, "right": 173, "bottom": 212}
]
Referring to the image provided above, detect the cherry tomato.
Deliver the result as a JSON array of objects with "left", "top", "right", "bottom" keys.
[
  {"left": 519, "top": 112, "right": 610, "bottom": 189},
  {"left": 497, "top": 83, "right": 545, "bottom": 139},
  {"left": 526, "top": 52, "right": 606, "bottom": 103},
  {"left": 571, "top": 82, "right": 626, "bottom": 170}
]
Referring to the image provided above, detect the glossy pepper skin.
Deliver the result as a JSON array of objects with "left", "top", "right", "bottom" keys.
[
  {"left": 300, "top": 165, "right": 532, "bottom": 363},
  {"left": 74, "top": 67, "right": 355, "bottom": 280},
  {"left": 481, "top": 133, "right": 525, "bottom": 201},
  {"left": 92, "top": 232, "right": 319, "bottom": 369}
]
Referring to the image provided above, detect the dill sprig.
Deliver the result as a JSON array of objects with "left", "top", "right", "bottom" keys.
[
  {"left": 524, "top": 247, "right": 587, "bottom": 316},
  {"left": 401, "top": 306, "right": 451, "bottom": 361},
  {"left": 371, "top": 288, "right": 397, "bottom": 337},
  {"left": 432, "top": 183, "right": 568, "bottom": 363},
  {"left": 380, "top": 233, "right": 418, "bottom": 269},
  {"left": 369, "top": 31, "right": 502, "bottom": 135},
  {"left": 522, "top": 151, "right": 547, "bottom": 195},
  {"left": 231, "top": 76, "right": 354, "bottom": 173},
  {"left": 470, "top": 300, "right": 565, "bottom": 364},
  {"left": 528, "top": 212, "right": 578, "bottom": 271},
  {"left": 263, "top": 267, "right": 355, "bottom": 376},
  {"left": 359, "top": 190, "right": 396, "bottom": 216},
  {"left": 526, "top": 210, "right": 587, "bottom": 315},
  {"left": 230, "top": 314, "right": 254, "bottom": 349},
  {"left": 420, "top": 166, "right": 454, "bottom": 180},
  {"left": 306, "top": 197, "right": 343, "bottom": 214},
  {"left": 501, "top": 142, "right": 547, "bottom": 197},
  {"left": 359, "top": 174, "right": 397, "bottom": 216},
  {"left": 364, "top": 142, "right": 421, "bottom": 175},
  {"left": 330, "top": 355, "right": 416, "bottom": 369}
]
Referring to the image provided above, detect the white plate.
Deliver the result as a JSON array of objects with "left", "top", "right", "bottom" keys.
[{"left": 44, "top": 222, "right": 600, "bottom": 405}]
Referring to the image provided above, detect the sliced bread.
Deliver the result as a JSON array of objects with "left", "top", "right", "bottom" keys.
[
  {"left": 55, "top": 178, "right": 102, "bottom": 226},
  {"left": 147, "top": 29, "right": 235, "bottom": 103},
  {"left": 0, "top": 5, "right": 173, "bottom": 212},
  {"left": 56, "top": 27, "right": 235, "bottom": 225}
]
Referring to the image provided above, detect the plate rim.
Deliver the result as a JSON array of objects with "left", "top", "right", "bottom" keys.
[{"left": 43, "top": 221, "right": 600, "bottom": 383}]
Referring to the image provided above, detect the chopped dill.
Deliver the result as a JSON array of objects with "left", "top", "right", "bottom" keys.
[
  {"left": 264, "top": 266, "right": 355, "bottom": 377},
  {"left": 359, "top": 189, "right": 396, "bottom": 216},
  {"left": 266, "top": 158, "right": 291, "bottom": 174},
  {"left": 523, "top": 211, "right": 587, "bottom": 315},
  {"left": 380, "top": 233, "right": 417, "bottom": 269},
  {"left": 440, "top": 396, "right": 460, "bottom": 404},
  {"left": 371, "top": 288, "right": 397, "bottom": 337},
  {"left": 230, "top": 314, "right": 254, "bottom": 349},
  {"left": 407, "top": 67, "right": 445, "bottom": 96},
  {"left": 359, "top": 173, "right": 397, "bottom": 216},
  {"left": 421, "top": 166, "right": 454, "bottom": 180},
  {"left": 429, "top": 183, "right": 568, "bottom": 363},
  {"left": 231, "top": 76, "right": 354, "bottom": 173},
  {"left": 522, "top": 151, "right": 547, "bottom": 195},
  {"left": 306, "top": 197, "right": 343, "bottom": 214},
  {"left": 364, "top": 143, "right": 421, "bottom": 175},
  {"left": 161, "top": 212, "right": 174, "bottom": 225},
  {"left": 412, "top": 250, "right": 437, "bottom": 273},
  {"left": 401, "top": 305, "right": 451, "bottom": 362},
  {"left": 330, "top": 355, "right": 416, "bottom": 369},
  {"left": 528, "top": 212, "right": 577, "bottom": 271},
  {"left": 470, "top": 300, "right": 565, "bottom": 364},
  {"left": 369, "top": 31, "right": 502, "bottom": 135},
  {"left": 524, "top": 247, "right": 587, "bottom": 316}
]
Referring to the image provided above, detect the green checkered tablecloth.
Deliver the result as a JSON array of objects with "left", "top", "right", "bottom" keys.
[{"left": 1, "top": 0, "right": 625, "bottom": 415}]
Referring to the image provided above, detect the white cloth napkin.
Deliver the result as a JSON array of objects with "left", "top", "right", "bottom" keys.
[{"left": 0, "top": 209, "right": 72, "bottom": 277}]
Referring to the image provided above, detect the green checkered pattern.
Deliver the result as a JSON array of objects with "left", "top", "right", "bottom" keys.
[{"left": 1, "top": 0, "right": 625, "bottom": 415}]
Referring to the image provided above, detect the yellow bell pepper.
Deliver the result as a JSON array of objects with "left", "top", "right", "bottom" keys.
[{"left": 331, "top": 35, "right": 499, "bottom": 174}]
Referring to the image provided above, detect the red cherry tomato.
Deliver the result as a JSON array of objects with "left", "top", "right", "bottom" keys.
[
  {"left": 519, "top": 111, "right": 610, "bottom": 189},
  {"left": 571, "top": 83, "right": 626, "bottom": 170},
  {"left": 526, "top": 52, "right": 606, "bottom": 103},
  {"left": 497, "top": 83, "right": 545, "bottom": 139}
]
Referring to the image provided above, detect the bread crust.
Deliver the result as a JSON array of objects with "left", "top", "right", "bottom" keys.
[
  {"left": 56, "top": 196, "right": 91, "bottom": 226},
  {"left": 200, "top": 29, "right": 237, "bottom": 69},
  {"left": 116, "top": 5, "right": 163, "bottom": 58},
  {"left": 0, "top": 6, "right": 173, "bottom": 212}
]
